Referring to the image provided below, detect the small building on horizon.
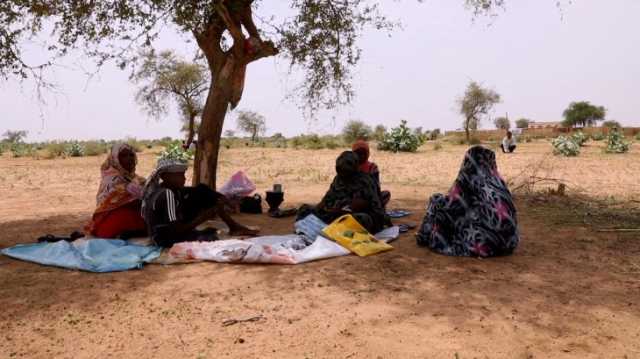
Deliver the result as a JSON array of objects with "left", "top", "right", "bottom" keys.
[{"left": 528, "top": 121, "right": 563, "bottom": 129}]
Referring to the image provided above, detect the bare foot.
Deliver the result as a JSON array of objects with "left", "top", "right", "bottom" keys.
[{"left": 229, "top": 225, "right": 259, "bottom": 237}]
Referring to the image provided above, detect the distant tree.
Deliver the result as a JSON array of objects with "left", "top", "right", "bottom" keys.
[
  {"left": 0, "top": 0, "right": 521, "bottom": 187},
  {"left": 515, "top": 118, "right": 530, "bottom": 129},
  {"left": 429, "top": 129, "right": 441, "bottom": 140},
  {"left": 342, "top": 120, "right": 372, "bottom": 143},
  {"left": 494, "top": 117, "right": 511, "bottom": 130},
  {"left": 132, "top": 50, "right": 209, "bottom": 149},
  {"left": 602, "top": 120, "right": 622, "bottom": 129},
  {"left": 562, "top": 101, "right": 606, "bottom": 128},
  {"left": 223, "top": 130, "right": 236, "bottom": 138},
  {"left": 236, "top": 111, "right": 266, "bottom": 142},
  {"left": 2, "top": 130, "right": 28, "bottom": 143},
  {"left": 458, "top": 81, "right": 501, "bottom": 142},
  {"left": 373, "top": 125, "right": 387, "bottom": 141}
]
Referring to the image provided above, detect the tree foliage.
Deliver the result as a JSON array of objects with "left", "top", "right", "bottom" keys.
[
  {"left": 515, "top": 118, "right": 530, "bottom": 129},
  {"left": 2, "top": 130, "right": 28, "bottom": 143},
  {"left": 342, "top": 120, "right": 372, "bottom": 143},
  {"left": 373, "top": 124, "right": 386, "bottom": 141},
  {"left": 493, "top": 117, "right": 510, "bottom": 130},
  {"left": 602, "top": 120, "right": 621, "bottom": 129},
  {"left": 236, "top": 110, "right": 266, "bottom": 142},
  {"left": 132, "top": 50, "right": 209, "bottom": 145},
  {"left": 0, "top": 0, "right": 517, "bottom": 186},
  {"left": 458, "top": 81, "right": 501, "bottom": 142},
  {"left": 562, "top": 101, "right": 606, "bottom": 128}
]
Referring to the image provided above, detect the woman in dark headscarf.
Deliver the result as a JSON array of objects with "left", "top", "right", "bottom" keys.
[
  {"left": 352, "top": 140, "right": 391, "bottom": 207},
  {"left": 416, "top": 146, "right": 519, "bottom": 257},
  {"left": 299, "top": 151, "right": 386, "bottom": 234}
]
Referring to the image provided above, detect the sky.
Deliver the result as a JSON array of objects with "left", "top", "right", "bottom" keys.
[{"left": 1, "top": 1, "right": 639, "bottom": 142}]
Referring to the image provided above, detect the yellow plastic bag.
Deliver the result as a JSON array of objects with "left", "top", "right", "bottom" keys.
[{"left": 322, "top": 215, "right": 393, "bottom": 257}]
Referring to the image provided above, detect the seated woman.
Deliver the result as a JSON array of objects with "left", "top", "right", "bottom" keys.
[
  {"left": 297, "top": 151, "right": 386, "bottom": 234},
  {"left": 85, "top": 143, "right": 147, "bottom": 238},
  {"left": 416, "top": 146, "right": 519, "bottom": 257},
  {"left": 352, "top": 140, "right": 391, "bottom": 207},
  {"left": 141, "top": 158, "right": 258, "bottom": 248},
  {"left": 501, "top": 131, "right": 517, "bottom": 153}
]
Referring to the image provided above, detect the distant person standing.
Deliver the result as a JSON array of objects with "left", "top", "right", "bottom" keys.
[{"left": 501, "top": 131, "right": 517, "bottom": 153}]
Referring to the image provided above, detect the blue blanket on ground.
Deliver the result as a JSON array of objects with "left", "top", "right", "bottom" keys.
[{"left": 1, "top": 239, "right": 162, "bottom": 273}]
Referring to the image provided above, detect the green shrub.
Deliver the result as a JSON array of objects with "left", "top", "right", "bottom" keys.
[
  {"left": 635, "top": 132, "right": 640, "bottom": 141},
  {"left": 325, "top": 138, "right": 340, "bottom": 149},
  {"left": 159, "top": 143, "right": 193, "bottom": 162},
  {"left": 65, "top": 142, "right": 85, "bottom": 157},
  {"left": 302, "top": 134, "right": 324, "bottom": 150},
  {"left": 604, "top": 131, "right": 630, "bottom": 154},
  {"left": 378, "top": 120, "right": 421, "bottom": 153},
  {"left": 44, "top": 142, "right": 67, "bottom": 158},
  {"left": 84, "top": 141, "right": 108, "bottom": 156},
  {"left": 571, "top": 131, "right": 588, "bottom": 147},
  {"left": 10, "top": 142, "right": 33, "bottom": 158},
  {"left": 591, "top": 133, "right": 605, "bottom": 141},
  {"left": 552, "top": 136, "right": 580, "bottom": 157}
]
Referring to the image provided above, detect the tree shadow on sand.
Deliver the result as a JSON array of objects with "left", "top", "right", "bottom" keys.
[{"left": 0, "top": 214, "right": 171, "bottom": 323}]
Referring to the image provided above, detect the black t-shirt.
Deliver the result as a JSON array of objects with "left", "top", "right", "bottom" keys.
[
  {"left": 144, "top": 185, "right": 223, "bottom": 246},
  {"left": 145, "top": 187, "right": 185, "bottom": 244}
]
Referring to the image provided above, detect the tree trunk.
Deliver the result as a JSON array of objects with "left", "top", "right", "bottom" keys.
[
  {"left": 465, "top": 119, "right": 471, "bottom": 143},
  {"left": 193, "top": 57, "right": 242, "bottom": 188}
]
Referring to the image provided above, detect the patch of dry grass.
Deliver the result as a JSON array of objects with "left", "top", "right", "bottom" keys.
[{"left": 0, "top": 140, "right": 638, "bottom": 221}]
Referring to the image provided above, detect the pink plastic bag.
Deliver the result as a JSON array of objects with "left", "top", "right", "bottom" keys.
[{"left": 218, "top": 171, "right": 256, "bottom": 198}]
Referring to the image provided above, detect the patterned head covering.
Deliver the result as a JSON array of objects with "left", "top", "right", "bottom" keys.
[
  {"left": 85, "top": 143, "right": 146, "bottom": 234},
  {"left": 95, "top": 143, "right": 143, "bottom": 206},
  {"left": 141, "top": 158, "right": 189, "bottom": 215}
]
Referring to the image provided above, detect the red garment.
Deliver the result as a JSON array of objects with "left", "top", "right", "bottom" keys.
[
  {"left": 352, "top": 140, "right": 376, "bottom": 173},
  {"left": 92, "top": 202, "right": 146, "bottom": 238}
]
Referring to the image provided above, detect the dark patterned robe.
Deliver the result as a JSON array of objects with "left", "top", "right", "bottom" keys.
[{"left": 416, "top": 146, "right": 520, "bottom": 257}]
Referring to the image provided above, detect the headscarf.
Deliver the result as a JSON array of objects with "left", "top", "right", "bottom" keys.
[
  {"left": 351, "top": 140, "right": 376, "bottom": 173},
  {"left": 317, "top": 151, "right": 386, "bottom": 233},
  {"left": 86, "top": 143, "right": 146, "bottom": 234},
  {"left": 94, "top": 143, "right": 145, "bottom": 212},
  {"left": 141, "top": 158, "right": 189, "bottom": 216},
  {"left": 336, "top": 150, "right": 359, "bottom": 180}
]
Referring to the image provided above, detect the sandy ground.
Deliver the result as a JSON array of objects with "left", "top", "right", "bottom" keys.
[{"left": 1, "top": 141, "right": 639, "bottom": 358}]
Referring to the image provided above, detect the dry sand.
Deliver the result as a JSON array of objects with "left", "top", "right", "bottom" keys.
[{"left": 1, "top": 141, "right": 639, "bottom": 358}]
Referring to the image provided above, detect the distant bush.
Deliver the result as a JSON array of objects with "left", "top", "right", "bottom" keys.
[
  {"left": 469, "top": 137, "right": 482, "bottom": 146},
  {"left": 342, "top": 120, "right": 371, "bottom": 144},
  {"left": 10, "top": 142, "right": 33, "bottom": 158},
  {"left": 84, "top": 141, "right": 109, "bottom": 156},
  {"left": 552, "top": 136, "right": 580, "bottom": 157},
  {"left": 289, "top": 134, "right": 343, "bottom": 150},
  {"left": 378, "top": 120, "right": 421, "bottom": 153},
  {"left": 66, "top": 142, "right": 85, "bottom": 157},
  {"left": 591, "top": 133, "right": 605, "bottom": 141},
  {"left": 429, "top": 129, "right": 441, "bottom": 141},
  {"left": 44, "top": 142, "right": 67, "bottom": 158},
  {"left": 571, "top": 131, "right": 588, "bottom": 147},
  {"left": 433, "top": 142, "right": 443, "bottom": 151},
  {"left": 605, "top": 131, "right": 630, "bottom": 154},
  {"left": 635, "top": 132, "right": 640, "bottom": 141}
]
